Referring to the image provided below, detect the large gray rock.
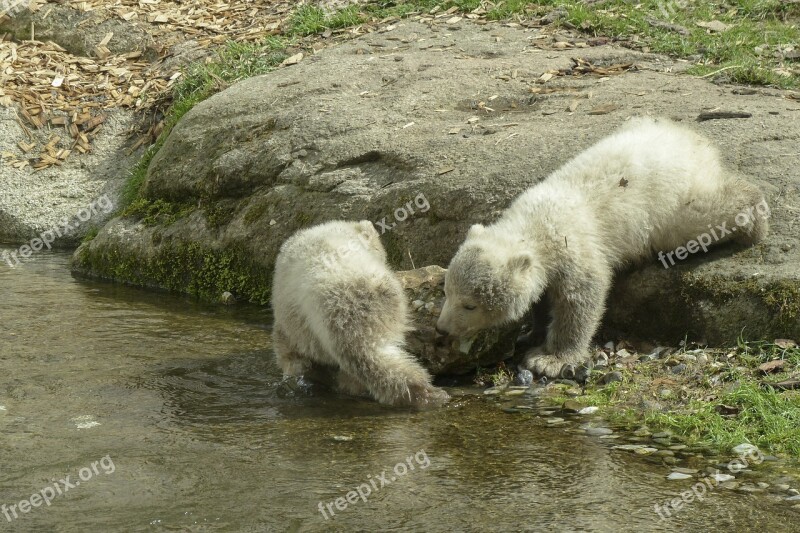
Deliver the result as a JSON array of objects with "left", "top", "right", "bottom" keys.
[{"left": 73, "top": 20, "right": 800, "bottom": 358}]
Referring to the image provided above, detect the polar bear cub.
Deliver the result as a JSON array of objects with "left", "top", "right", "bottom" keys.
[
  {"left": 272, "top": 220, "right": 449, "bottom": 407},
  {"left": 436, "top": 117, "right": 769, "bottom": 378}
]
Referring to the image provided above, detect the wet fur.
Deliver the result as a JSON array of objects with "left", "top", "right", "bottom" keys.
[{"left": 272, "top": 220, "right": 449, "bottom": 407}]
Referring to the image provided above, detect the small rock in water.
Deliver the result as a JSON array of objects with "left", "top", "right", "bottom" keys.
[
  {"left": 578, "top": 406, "right": 598, "bottom": 415},
  {"left": 652, "top": 431, "right": 672, "bottom": 439},
  {"left": 634, "top": 447, "right": 659, "bottom": 455},
  {"left": 515, "top": 369, "right": 534, "bottom": 386},
  {"left": 721, "top": 481, "right": 740, "bottom": 490},
  {"left": 562, "top": 400, "right": 584, "bottom": 413},
  {"left": 332, "top": 435, "right": 353, "bottom": 442},
  {"left": 667, "top": 472, "right": 693, "bottom": 480},
  {"left": 221, "top": 291, "right": 236, "bottom": 305},
  {"left": 786, "top": 495, "right": 800, "bottom": 502},
  {"left": 504, "top": 388, "right": 527, "bottom": 396},
  {"left": 546, "top": 417, "right": 566, "bottom": 424},
  {"left": 668, "top": 444, "right": 688, "bottom": 451},
  {"left": 788, "top": 488, "right": 800, "bottom": 496},
  {"left": 633, "top": 426, "right": 652, "bottom": 437},
  {"left": 411, "top": 299, "right": 425, "bottom": 311},
  {"left": 483, "top": 387, "right": 502, "bottom": 395},
  {"left": 712, "top": 473, "right": 736, "bottom": 482},
  {"left": 757, "top": 482, "right": 770, "bottom": 489},
  {"left": 732, "top": 443, "right": 759, "bottom": 455},
  {"left": 672, "top": 467, "right": 699, "bottom": 474},
  {"left": 656, "top": 450, "right": 675, "bottom": 457},
  {"left": 71, "top": 415, "right": 100, "bottom": 429},
  {"left": 586, "top": 427, "right": 613, "bottom": 436}
]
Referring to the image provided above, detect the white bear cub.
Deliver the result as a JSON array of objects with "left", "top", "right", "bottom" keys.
[
  {"left": 272, "top": 220, "right": 449, "bottom": 407},
  {"left": 437, "top": 117, "right": 769, "bottom": 379}
]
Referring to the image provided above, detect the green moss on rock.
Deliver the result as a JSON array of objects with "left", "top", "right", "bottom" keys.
[{"left": 76, "top": 240, "right": 271, "bottom": 304}]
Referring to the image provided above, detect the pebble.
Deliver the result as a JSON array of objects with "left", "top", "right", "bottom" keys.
[
  {"left": 483, "top": 387, "right": 502, "bottom": 395},
  {"left": 71, "top": 415, "right": 100, "bottom": 430},
  {"left": 221, "top": 291, "right": 236, "bottom": 305},
  {"left": 721, "top": 481, "right": 740, "bottom": 490},
  {"left": 504, "top": 389, "right": 527, "bottom": 396},
  {"left": 502, "top": 407, "right": 522, "bottom": 414},
  {"left": 789, "top": 489, "right": 800, "bottom": 496},
  {"left": 633, "top": 426, "right": 652, "bottom": 437},
  {"left": 332, "top": 435, "right": 353, "bottom": 441},
  {"left": 515, "top": 369, "right": 534, "bottom": 386},
  {"left": 585, "top": 427, "right": 613, "bottom": 436},
  {"left": 652, "top": 432, "right": 672, "bottom": 439},
  {"left": 788, "top": 494, "right": 800, "bottom": 502},
  {"left": 712, "top": 473, "right": 736, "bottom": 483},
  {"left": 546, "top": 417, "right": 566, "bottom": 425},
  {"left": 634, "top": 447, "right": 659, "bottom": 455},
  {"left": 561, "top": 400, "right": 583, "bottom": 413},
  {"left": 614, "top": 444, "right": 649, "bottom": 451},
  {"left": 663, "top": 457, "right": 678, "bottom": 465},
  {"left": 774, "top": 484, "right": 791, "bottom": 491},
  {"left": 757, "top": 482, "right": 770, "bottom": 489},
  {"left": 672, "top": 467, "right": 699, "bottom": 474},
  {"left": 667, "top": 472, "right": 693, "bottom": 480},
  {"left": 616, "top": 348, "right": 631, "bottom": 358},
  {"left": 600, "top": 371, "right": 623, "bottom": 385},
  {"left": 679, "top": 353, "right": 697, "bottom": 363},
  {"left": 659, "top": 389, "right": 674, "bottom": 399},
  {"left": 738, "top": 485, "right": 764, "bottom": 493},
  {"left": 668, "top": 444, "right": 688, "bottom": 451},
  {"left": 670, "top": 363, "right": 687, "bottom": 374},
  {"left": 656, "top": 450, "right": 675, "bottom": 457},
  {"left": 578, "top": 406, "right": 599, "bottom": 415},
  {"left": 732, "top": 443, "right": 759, "bottom": 455},
  {"left": 411, "top": 299, "right": 425, "bottom": 310}
]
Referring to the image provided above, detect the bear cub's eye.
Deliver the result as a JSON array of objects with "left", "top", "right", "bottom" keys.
[{"left": 463, "top": 304, "right": 477, "bottom": 311}]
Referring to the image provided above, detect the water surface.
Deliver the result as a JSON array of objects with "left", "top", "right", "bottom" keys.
[{"left": 0, "top": 248, "right": 796, "bottom": 532}]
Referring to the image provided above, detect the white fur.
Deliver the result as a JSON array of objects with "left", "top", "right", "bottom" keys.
[
  {"left": 272, "top": 220, "right": 449, "bottom": 407},
  {"left": 438, "top": 117, "right": 768, "bottom": 378}
]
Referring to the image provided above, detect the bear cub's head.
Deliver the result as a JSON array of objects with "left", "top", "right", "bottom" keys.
[{"left": 437, "top": 224, "right": 545, "bottom": 338}]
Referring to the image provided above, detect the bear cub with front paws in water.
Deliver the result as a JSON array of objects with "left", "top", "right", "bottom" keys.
[
  {"left": 437, "top": 117, "right": 769, "bottom": 379},
  {"left": 272, "top": 220, "right": 449, "bottom": 407}
]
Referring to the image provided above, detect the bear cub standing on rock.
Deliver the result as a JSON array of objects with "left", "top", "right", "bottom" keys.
[
  {"left": 272, "top": 220, "right": 449, "bottom": 407},
  {"left": 437, "top": 117, "right": 769, "bottom": 379}
]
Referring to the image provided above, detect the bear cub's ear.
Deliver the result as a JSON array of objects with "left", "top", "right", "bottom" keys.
[
  {"left": 508, "top": 252, "right": 533, "bottom": 273},
  {"left": 467, "top": 224, "right": 485, "bottom": 238},
  {"left": 355, "top": 220, "right": 378, "bottom": 240}
]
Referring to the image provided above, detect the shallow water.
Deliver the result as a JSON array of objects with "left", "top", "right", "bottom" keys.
[{"left": 1, "top": 248, "right": 797, "bottom": 532}]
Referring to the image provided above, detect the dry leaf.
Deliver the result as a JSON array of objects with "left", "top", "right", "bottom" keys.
[
  {"left": 437, "top": 166, "right": 456, "bottom": 175},
  {"left": 567, "top": 100, "right": 580, "bottom": 112},
  {"left": 619, "top": 177, "right": 629, "bottom": 187},
  {"left": 588, "top": 103, "right": 620, "bottom": 115},
  {"left": 775, "top": 339, "right": 797, "bottom": 349},
  {"left": 281, "top": 53, "right": 304, "bottom": 67},
  {"left": 697, "top": 20, "right": 731, "bottom": 32},
  {"left": 758, "top": 360, "right": 786, "bottom": 374}
]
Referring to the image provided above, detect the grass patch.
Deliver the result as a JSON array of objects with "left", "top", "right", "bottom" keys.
[
  {"left": 543, "top": 340, "right": 800, "bottom": 455},
  {"left": 304, "top": 0, "right": 799, "bottom": 88}
]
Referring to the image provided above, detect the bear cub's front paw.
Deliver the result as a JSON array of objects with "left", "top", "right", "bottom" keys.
[
  {"left": 524, "top": 348, "right": 588, "bottom": 379},
  {"left": 406, "top": 382, "right": 450, "bottom": 408}
]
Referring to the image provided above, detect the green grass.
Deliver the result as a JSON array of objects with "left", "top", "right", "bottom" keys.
[
  {"left": 543, "top": 340, "right": 800, "bottom": 455},
  {"left": 643, "top": 383, "right": 800, "bottom": 456},
  {"left": 295, "top": 1, "right": 798, "bottom": 89}
]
